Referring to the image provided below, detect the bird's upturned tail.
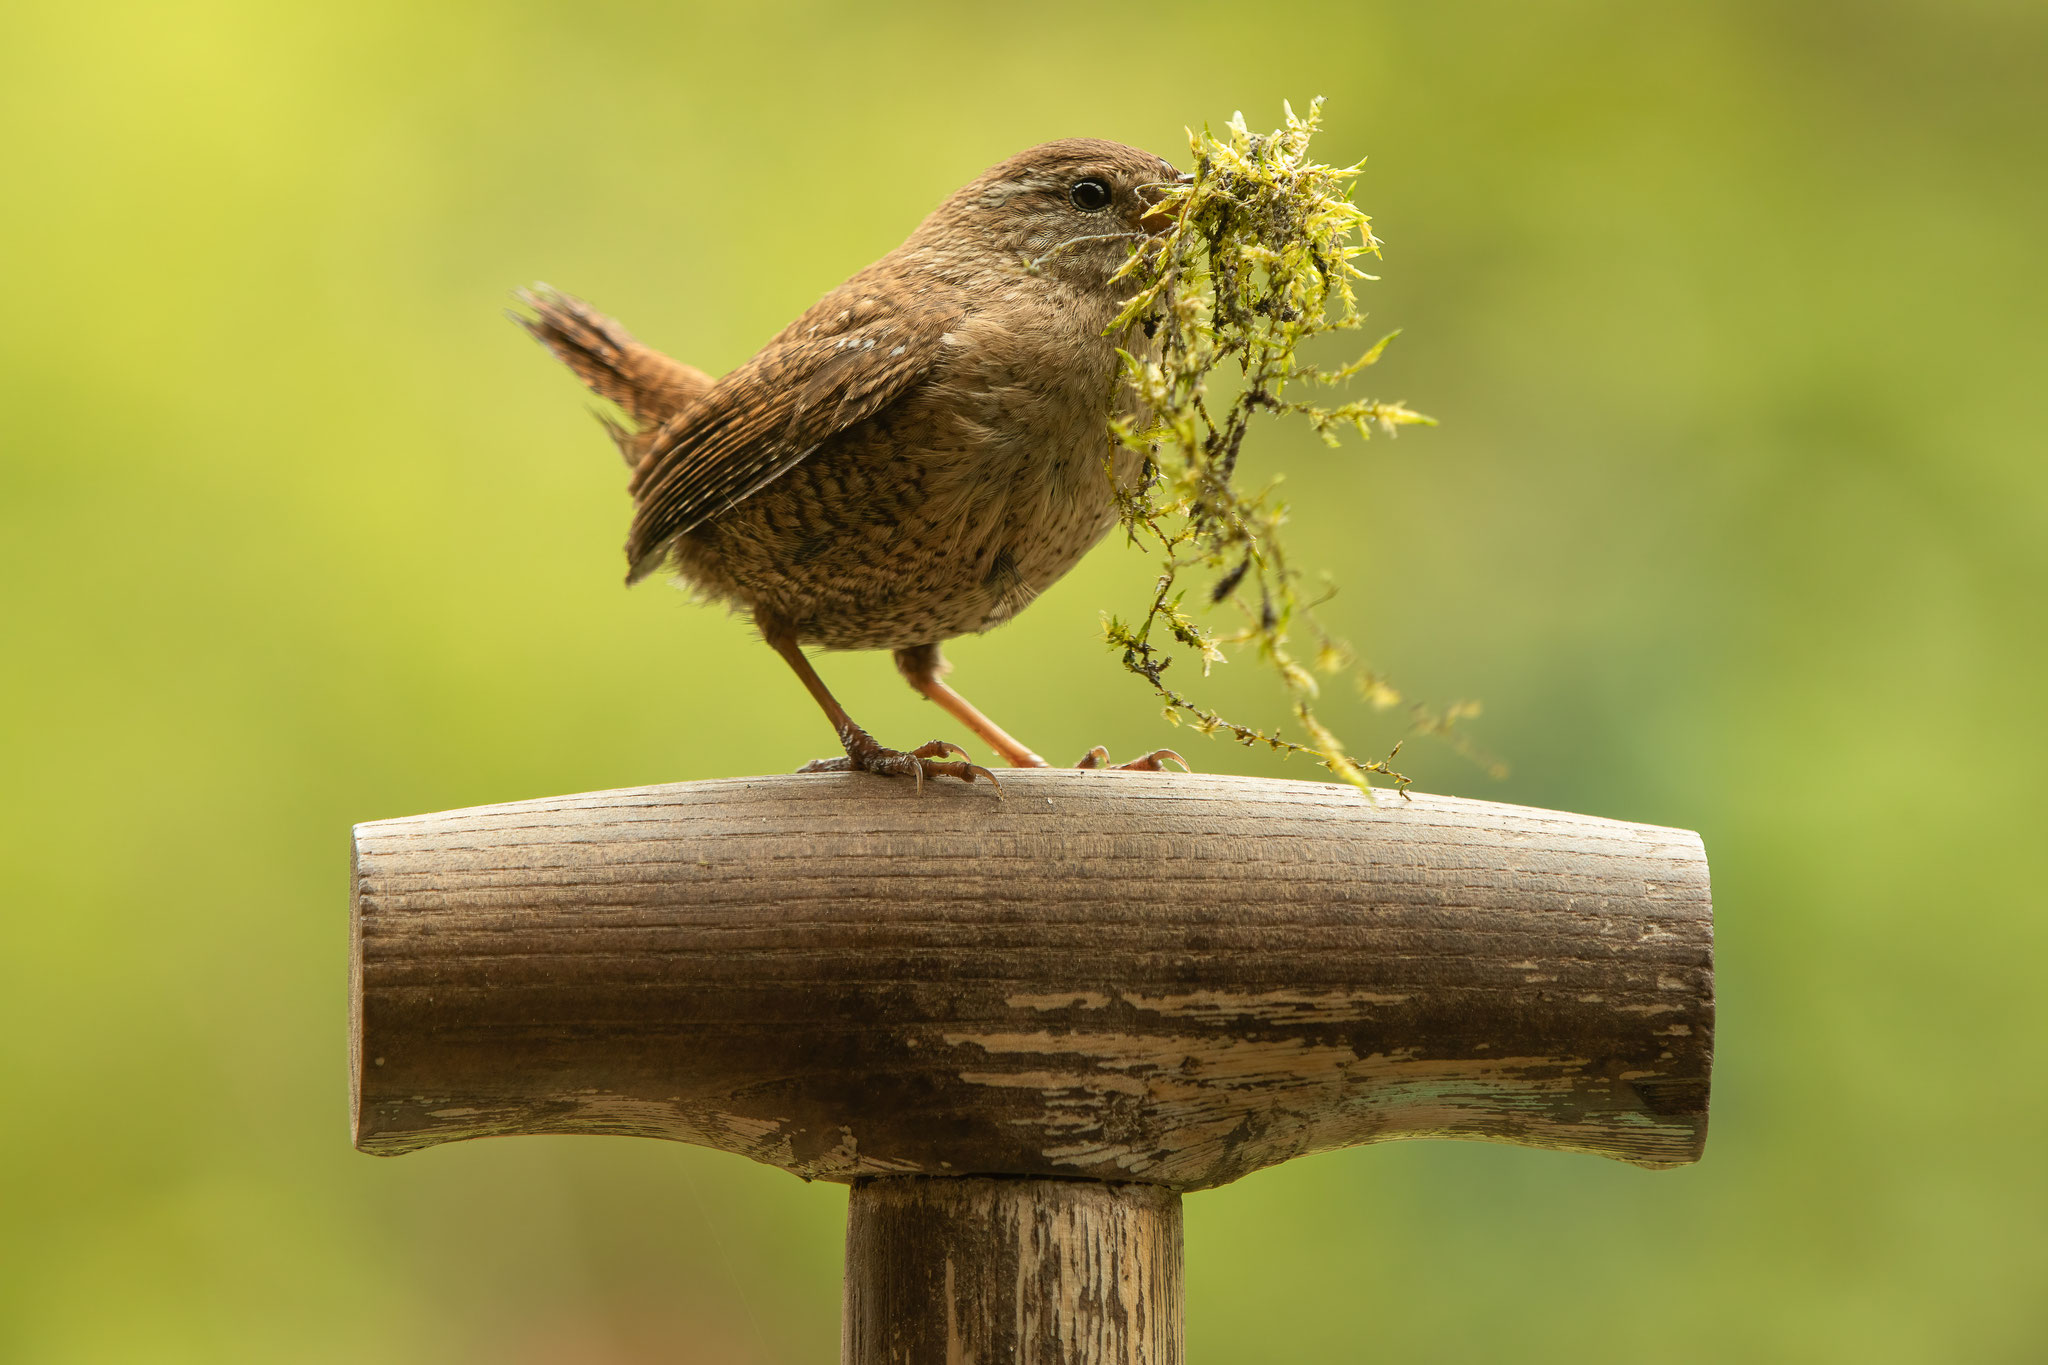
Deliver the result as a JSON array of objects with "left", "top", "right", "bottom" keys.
[{"left": 512, "top": 285, "right": 714, "bottom": 466}]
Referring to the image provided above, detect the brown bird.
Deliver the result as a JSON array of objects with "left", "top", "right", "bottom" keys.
[{"left": 517, "top": 138, "right": 1189, "bottom": 788}]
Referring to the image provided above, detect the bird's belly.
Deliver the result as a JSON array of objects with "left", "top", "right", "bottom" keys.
[{"left": 675, "top": 418, "right": 1136, "bottom": 651}]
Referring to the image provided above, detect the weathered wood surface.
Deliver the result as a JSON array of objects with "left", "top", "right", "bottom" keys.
[
  {"left": 350, "top": 770, "right": 1713, "bottom": 1186},
  {"left": 843, "top": 1178, "right": 1181, "bottom": 1365}
]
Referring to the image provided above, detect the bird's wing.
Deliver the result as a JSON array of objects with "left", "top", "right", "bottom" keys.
[{"left": 623, "top": 286, "right": 956, "bottom": 582}]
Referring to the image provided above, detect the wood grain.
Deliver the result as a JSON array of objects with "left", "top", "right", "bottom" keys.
[
  {"left": 350, "top": 769, "right": 1713, "bottom": 1186},
  {"left": 843, "top": 1178, "right": 1181, "bottom": 1365}
]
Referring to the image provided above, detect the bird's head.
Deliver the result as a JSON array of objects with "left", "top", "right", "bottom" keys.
[{"left": 907, "top": 138, "right": 1185, "bottom": 291}]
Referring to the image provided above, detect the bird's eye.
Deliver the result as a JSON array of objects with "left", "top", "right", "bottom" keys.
[{"left": 1069, "top": 177, "right": 1113, "bottom": 212}]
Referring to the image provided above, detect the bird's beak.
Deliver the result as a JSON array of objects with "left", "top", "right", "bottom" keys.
[{"left": 1139, "top": 172, "right": 1194, "bottom": 236}]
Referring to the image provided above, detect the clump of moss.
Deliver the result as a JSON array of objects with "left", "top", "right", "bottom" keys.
[{"left": 1107, "top": 99, "right": 1478, "bottom": 794}]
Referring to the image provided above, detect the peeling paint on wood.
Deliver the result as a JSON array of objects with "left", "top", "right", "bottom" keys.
[{"left": 350, "top": 770, "right": 1713, "bottom": 1186}]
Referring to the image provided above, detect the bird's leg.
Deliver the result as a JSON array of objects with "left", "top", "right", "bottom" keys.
[
  {"left": 893, "top": 645, "right": 1191, "bottom": 773},
  {"left": 894, "top": 645, "right": 1048, "bottom": 768},
  {"left": 769, "top": 634, "right": 997, "bottom": 791}
]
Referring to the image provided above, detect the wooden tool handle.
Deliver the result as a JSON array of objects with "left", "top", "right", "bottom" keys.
[
  {"left": 350, "top": 770, "right": 1713, "bottom": 1187},
  {"left": 843, "top": 1178, "right": 1181, "bottom": 1364}
]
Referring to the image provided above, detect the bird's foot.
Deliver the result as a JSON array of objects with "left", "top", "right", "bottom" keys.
[
  {"left": 798, "top": 732, "right": 1000, "bottom": 794},
  {"left": 1073, "top": 746, "right": 1191, "bottom": 772}
]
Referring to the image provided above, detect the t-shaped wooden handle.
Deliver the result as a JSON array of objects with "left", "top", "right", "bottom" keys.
[{"left": 350, "top": 770, "right": 1713, "bottom": 1361}]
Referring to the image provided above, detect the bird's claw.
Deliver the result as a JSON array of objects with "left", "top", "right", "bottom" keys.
[
  {"left": 1073, "top": 746, "right": 1191, "bottom": 772},
  {"left": 799, "top": 739, "right": 1001, "bottom": 794}
]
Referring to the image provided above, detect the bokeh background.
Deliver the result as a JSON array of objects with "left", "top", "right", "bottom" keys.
[{"left": 4, "top": 0, "right": 2043, "bottom": 1360}]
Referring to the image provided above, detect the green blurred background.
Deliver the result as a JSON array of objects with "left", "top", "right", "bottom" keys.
[{"left": 4, "top": 0, "right": 2043, "bottom": 1359}]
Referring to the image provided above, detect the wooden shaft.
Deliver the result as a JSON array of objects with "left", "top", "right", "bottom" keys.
[
  {"left": 844, "top": 1178, "right": 1181, "bottom": 1365},
  {"left": 350, "top": 770, "right": 1714, "bottom": 1182}
]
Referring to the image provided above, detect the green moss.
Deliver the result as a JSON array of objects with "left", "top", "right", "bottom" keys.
[{"left": 1108, "top": 100, "right": 1442, "bottom": 792}]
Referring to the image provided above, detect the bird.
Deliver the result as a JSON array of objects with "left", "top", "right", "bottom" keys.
[{"left": 515, "top": 138, "right": 1191, "bottom": 790}]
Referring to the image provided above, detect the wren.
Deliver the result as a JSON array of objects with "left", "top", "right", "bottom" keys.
[{"left": 517, "top": 139, "right": 1190, "bottom": 788}]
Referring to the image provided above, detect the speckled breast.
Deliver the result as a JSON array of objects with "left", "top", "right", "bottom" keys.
[
  {"left": 670, "top": 272, "right": 1151, "bottom": 650},
  {"left": 679, "top": 415, "right": 1139, "bottom": 651}
]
